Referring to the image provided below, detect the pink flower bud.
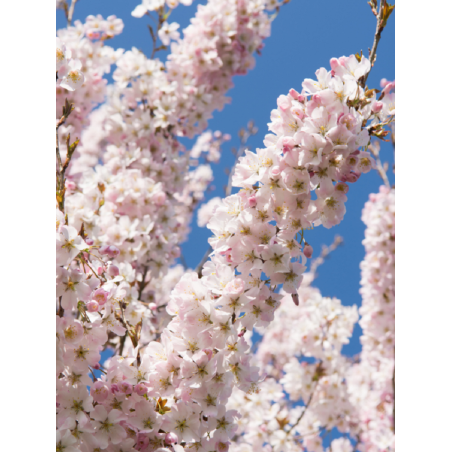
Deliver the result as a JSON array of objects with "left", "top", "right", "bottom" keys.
[
  {"left": 107, "top": 245, "right": 119, "bottom": 257},
  {"left": 342, "top": 172, "right": 361, "bottom": 183},
  {"left": 86, "top": 300, "right": 99, "bottom": 313},
  {"left": 238, "top": 328, "right": 246, "bottom": 338},
  {"left": 289, "top": 88, "right": 299, "bottom": 99},
  {"left": 330, "top": 57, "right": 340, "bottom": 71},
  {"left": 297, "top": 94, "right": 305, "bottom": 103},
  {"left": 165, "top": 432, "right": 178, "bottom": 445},
  {"left": 99, "top": 245, "right": 110, "bottom": 255},
  {"left": 271, "top": 166, "right": 281, "bottom": 177},
  {"left": 248, "top": 195, "right": 257, "bottom": 208},
  {"left": 110, "top": 384, "right": 120, "bottom": 395},
  {"left": 108, "top": 265, "right": 120, "bottom": 277},
  {"left": 119, "top": 382, "right": 133, "bottom": 394},
  {"left": 149, "top": 302, "right": 157, "bottom": 311},
  {"left": 65, "top": 180, "right": 76, "bottom": 191},
  {"left": 303, "top": 244, "right": 313, "bottom": 259},
  {"left": 136, "top": 433, "right": 150, "bottom": 450},
  {"left": 372, "top": 101, "right": 383, "bottom": 113},
  {"left": 92, "top": 363, "right": 100, "bottom": 370},
  {"left": 92, "top": 288, "right": 109, "bottom": 305},
  {"left": 380, "top": 78, "right": 388, "bottom": 88},
  {"left": 292, "top": 293, "right": 300, "bottom": 306},
  {"left": 97, "top": 266, "right": 104, "bottom": 275},
  {"left": 134, "top": 383, "right": 148, "bottom": 396},
  {"left": 85, "top": 238, "right": 94, "bottom": 246},
  {"left": 91, "top": 381, "right": 109, "bottom": 402}
]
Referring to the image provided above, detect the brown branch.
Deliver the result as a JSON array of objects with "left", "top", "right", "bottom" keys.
[
  {"left": 195, "top": 246, "right": 212, "bottom": 278},
  {"left": 361, "top": 0, "right": 395, "bottom": 87},
  {"left": 368, "top": 141, "right": 390, "bottom": 188},
  {"left": 67, "top": 0, "right": 78, "bottom": 26},
  {"left": 309, "top": 235, "right": 344, "bottom": 279},
  {"left": 286, "top": 380, "right": 318, "bottom": 435}
]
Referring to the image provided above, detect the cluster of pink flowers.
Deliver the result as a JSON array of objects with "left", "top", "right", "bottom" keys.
[
  {"left": 165, "top": 0, "right": 273, "bottom": 137},
  {"left": 56, "top": 2, "right": 281, "bottom": 451},
  {"left": 56, "top": 0, "right": 395, "bottom": 449},
  {"left": 346, "top": 186, "right": 395, "bottom": 452},
  {"left": 226, "top": 276, "right": 359, "bottom": 452},
  {"left": 56, "top": 16, "right": 124, "bottom": 159}
]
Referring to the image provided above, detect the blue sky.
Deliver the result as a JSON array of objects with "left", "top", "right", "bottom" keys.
[{"left": 57, "top": 0, "right": 395, "bottom": 358}]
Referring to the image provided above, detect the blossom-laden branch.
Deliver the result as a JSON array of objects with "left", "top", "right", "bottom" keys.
[{"left": 56, "top": 99, "right": 79, "bottom": 212}]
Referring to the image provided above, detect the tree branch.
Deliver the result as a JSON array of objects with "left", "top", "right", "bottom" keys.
[
  {"left": 361, "top": 0, "right": 395, "bottom": 87},
  {"left": 67, "top": 0, "right": 78, "bottom": 26}
]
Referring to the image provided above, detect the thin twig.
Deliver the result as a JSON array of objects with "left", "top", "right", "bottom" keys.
[
  {"left": 392, "top": 363, "right": 395, "bottom": 431},
  {"left": 361, "top": 0, "right": 394, "bottom": 87},
  {"left": 138, "top": 266, "right": 149, "bottom": 301},
  {"left": 368, "top": 141, "right": 390, "bottom": 188},
  {"left": 67, "top": 0, "right": 78, "bottom": 26},
  {"left": 309, "top": 235, "right": 344, "bottom": 279},
  {"left": 195, "top": 246, "right": 212, "bottom": 278},
  {"left": 286, "top": 380, "right": 318, "bottom": 435}
]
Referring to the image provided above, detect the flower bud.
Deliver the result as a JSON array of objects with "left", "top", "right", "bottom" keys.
[
  {"left": 108, "top": 265, "right": 120, "bottom": 277},
  {"left": 99, "top": 245, "right": 110, "bottom": 255},
  {"left": 136, "top": 433, "right": 150, "bottom": 450},
  {"left": 85, "top": 238, "right": 94, "bottom": 246},
  {"left": 372, "top": 101, "right": 383, "bottom": 113},
  {"left": 303, "top": 244, "right": 313, "bottom": 259},
  {"left": 271, "top": 166, "right": 281, "bottom": 177},
  {"left": 110, "top": 384, "right": 120, "bottom": 395},
  {"left": 289, "top": 88, "right": 299, "bottom": 99},
  {"left": 165, "top": 432, "right": 178, "bottom": 445},
  {"left": 248, "top": 195, "right": 257, "bottom": 208},
  {"left": 292, "top": 293, "right": 300, "bottom": 306},
  {"left": 107, "top": 245, "right": 119, "bottom": 257}
]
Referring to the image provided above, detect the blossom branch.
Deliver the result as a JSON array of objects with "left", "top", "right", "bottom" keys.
[
  {"left": 368, "top": 140, "right": 390, "bottom": 188},
  {"left": 309, "top": 235, "right": 344, "bottom": 279},
  {"left": 286, "top": 372, "right": 320, "bottom": 435},
  {"left": 67, "top": 0, "right": 78, "bottom": 27},
  {"left": 361, "top": 0, "right": 395, "bottom": 87}
]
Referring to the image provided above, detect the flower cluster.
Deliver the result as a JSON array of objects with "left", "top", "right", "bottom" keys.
[
  {"left": 56, "top": 17, "right": 124, "bottom": 159},
  {"left": 227, "top": 278, "right": 359, "bottom": 452},
  {"left": 346, "top": 185, "right": 395, "bottom": 452},
  {"left": 132, "top": 0, "right": 193, "bottom": 18},
  {"left": 56, "top": 0, "right": 395, "bottom": 446},
  {"left": 166, "top": 0, "right": 273, "bottom": 137}
]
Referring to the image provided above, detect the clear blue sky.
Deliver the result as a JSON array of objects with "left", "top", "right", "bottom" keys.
[{"left": 57, "top": 0, "right": 395, "bottom": 358}]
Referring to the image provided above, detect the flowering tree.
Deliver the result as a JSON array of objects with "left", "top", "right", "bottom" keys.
[{"left": 56, "top": 1, "right": 395, "bottom": 451}]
